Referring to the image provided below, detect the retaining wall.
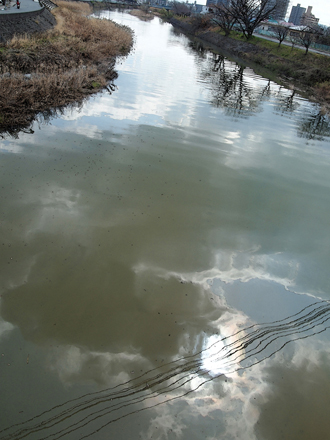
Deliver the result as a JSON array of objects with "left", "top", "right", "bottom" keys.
[{"left": 0, "top": 7, "right": 56, "bottom": 42}]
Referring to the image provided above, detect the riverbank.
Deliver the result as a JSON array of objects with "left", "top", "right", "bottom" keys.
[
  {"left": 129, "top": 8, "right": 154, "bottom": 21},
  {"left": 168, "top": 16, "right": 330, "bottom": 109},
  {"left": 0, "top": 1, "right": 133, "bottom": 136}
]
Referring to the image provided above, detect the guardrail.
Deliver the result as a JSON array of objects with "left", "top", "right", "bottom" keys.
[{"left": 39, "top": 0, "right": 57, "bottom": 10}]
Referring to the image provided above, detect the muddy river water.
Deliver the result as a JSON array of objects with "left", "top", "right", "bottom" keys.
[{"left": 1, "top": 10, "right": 330, "bottom": 440}]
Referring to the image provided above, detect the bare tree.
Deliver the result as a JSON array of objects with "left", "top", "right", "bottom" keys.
[
  {"left": 216, "top": 0, "right": 277, "bottom": 40},
  {"left": 298, "top": 26, "right": 319, "bottom": 55},
  {"left": 289, "top": 34, "right": 297, "bottom": 51},
  {"left": 273, "top": 25, "right": 289, "bottom": 47},
  {"left": 140, "top": 3, "right": 150, "bottom": 13},
  {"left": 324, "top": 26, "right": 330, "bottom": 41},
  {"left": 315, "top": 25, "right": 330, "bottom": 46},
  {"left": 211, "top": 3, "right": 237, "bottom": 36},
  {"left": 171, "top": 1, "right": 191, "bottom": 17}
]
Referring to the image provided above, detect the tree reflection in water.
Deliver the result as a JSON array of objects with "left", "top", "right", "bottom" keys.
[
  {"left": 298, "top": 106, "right": 330, "bottom": 141},
  {"left": 273, "top": 88, "right": 300, "bottom": 116},
  {"left": 187, "top": 40, "right": 207, "bottom": 60},
  {"left": 194, "top": 49, "right": 330, "bottom": 141},
  {"left": 197, "top": 53, "right": 273, "bottom": 118}
]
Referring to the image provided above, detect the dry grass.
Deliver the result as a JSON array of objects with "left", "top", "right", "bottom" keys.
[
  {"left": 1, "top": 66, "right": 111, "bottom": 125},
  {"left": 7, "top": 2, "right": 133, "bottom": 61},
  {"left": 129, "top": 9, "right": 154, "bottom": 21},
  {"left": 52, "top": 2, "right": 132, "bottom": 53},
  {"left": 0, "top": 1, "right": 133, "bottom": 134}
]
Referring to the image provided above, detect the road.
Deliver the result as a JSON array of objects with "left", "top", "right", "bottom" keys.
[{"left": 0, "top": 0, "right": 42, "bottom": 15}]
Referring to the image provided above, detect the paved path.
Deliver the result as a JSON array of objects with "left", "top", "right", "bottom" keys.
[
  {"left": 0, "top": 0, "right": 56, "bottom": 42},
  {"left": 0, "top": 0, "right": 42, "bottom": 14},
  {"left": 255, "top": 32, "right": 330, "bottom": 57}
]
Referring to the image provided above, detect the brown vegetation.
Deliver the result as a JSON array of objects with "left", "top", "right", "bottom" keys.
[
  {"left": 0, "top": 1, "right": 133, "bottom": 135},
  {"left": 129, "top": 8, "right": 154, "bottom": 21}
]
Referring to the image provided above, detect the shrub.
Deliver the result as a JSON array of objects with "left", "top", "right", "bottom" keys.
[{"left": 190, "top": 14, "right": 211, "bottom": 32}]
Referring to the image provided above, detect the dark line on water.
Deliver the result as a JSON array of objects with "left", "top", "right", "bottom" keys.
[{"left": 1, "top": 299, "right": 329, "bottom": 440}]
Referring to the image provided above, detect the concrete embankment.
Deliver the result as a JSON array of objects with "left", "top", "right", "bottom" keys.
[{"left": 0, "top": 7, "right": 56, "bottom": 42}]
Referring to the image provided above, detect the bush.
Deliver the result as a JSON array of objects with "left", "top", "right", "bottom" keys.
[{"left": 190, "top": 14, "right": 211, "bottom": 32}]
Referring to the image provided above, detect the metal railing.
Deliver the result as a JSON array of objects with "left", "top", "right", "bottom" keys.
[{"left": 39, "top": 0, "right": 57, "bottom": 10}]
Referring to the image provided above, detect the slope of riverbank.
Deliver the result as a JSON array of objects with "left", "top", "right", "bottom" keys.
[
  {"left": 0, "top": 2, "right": 133, "bottom": 136},
  {"left": 169, "top": 17, "right": 330, "bottom": 109},
  {"left": 129, "top": 8, "right": 154, "bottom": 21},
  {"left": 0, "top": 1, "right": 56, "bottom": 43}
]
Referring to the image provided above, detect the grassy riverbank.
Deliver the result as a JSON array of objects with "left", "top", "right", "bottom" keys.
[
  {"left": 129, "top": 9, "right": 154, "bottom": 21},
  {"left": 0, "top": 1, "right": 133, "bottom": 135},
  {"left": 168, "top": 16, "right": 330, "bottom": 109}
]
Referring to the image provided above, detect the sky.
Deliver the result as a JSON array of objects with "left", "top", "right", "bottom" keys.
[
  {"left": 198, "top": 0, "right": 330, "bottom": 27},
  {"left": 287, "top": 0, "right": 330, "bottom": 26}
]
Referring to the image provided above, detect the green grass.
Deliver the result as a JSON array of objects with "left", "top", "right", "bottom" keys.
[
  {"left": 159, "top": 9, "right": 174, "bottom": 19},
  {"left": 91, "top": 81, "right": 101, "bottom": 88},
  {"left": 226, "top": 30, "right": 247, "bottom": 40},
  {"left": 218, "top": 30, "right": 330, "bottom": 81},
  {"left": 249, "top": 36, "right": 302, "bottom": 57}
]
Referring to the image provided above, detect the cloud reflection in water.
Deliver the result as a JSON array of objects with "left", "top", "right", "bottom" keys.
[
  {"left": 1, "top": 12, "right": 330, "bottom": 440},
  {"left": 1, "top": 299, "right": 329, "bottom": 440}
]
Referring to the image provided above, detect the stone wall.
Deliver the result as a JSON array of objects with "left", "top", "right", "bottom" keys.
[{"left": 0, "top": 7, "right": 56, "bottom": 42}]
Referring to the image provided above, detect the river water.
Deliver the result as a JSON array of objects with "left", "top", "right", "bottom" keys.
[{"left": 1, "top": 10, "right": 330, "bottom": 440}]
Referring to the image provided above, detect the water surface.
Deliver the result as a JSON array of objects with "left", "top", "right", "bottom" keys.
[{"left": 1, "top": 11, "right": 330, "bottom": 440}]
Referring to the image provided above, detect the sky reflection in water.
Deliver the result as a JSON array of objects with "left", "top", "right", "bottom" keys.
[{"left": 1, "top": 11, "right": 330, "bottom": 440}]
